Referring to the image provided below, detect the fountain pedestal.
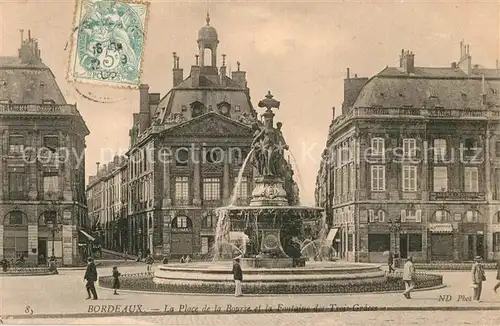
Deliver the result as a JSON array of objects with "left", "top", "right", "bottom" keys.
[
  {"left": 250, "top": 175, "right": 288, "bottom": 206},
  {"left": 241, "top": 229, "right": 294, "bottom": 268}
]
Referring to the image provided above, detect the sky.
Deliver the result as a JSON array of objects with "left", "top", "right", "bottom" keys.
[{"left": 1, "top": 0, "right": 499, "bottom": 205}]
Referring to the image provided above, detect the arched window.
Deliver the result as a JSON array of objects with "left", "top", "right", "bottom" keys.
[
  {"left": 495, "top": 211, "right": 500, "bottom": 223},
  {"left": 201, "top": 214, "right": 218, "bottom": 228},
  {"left": 203, "top": 48, "right": 212, "bottom": 66},
  {"left": 39, "top": 211, "right": 57, "bottom": 226},
  {"left": 190, "top": 101, "right": 205, "bottom": 118},
  {"left": 433, "top": 210, "right": 450, "bottom": 222},
  {"left": 175, "top": 148, "right": 189, "bottom": 167},
  {"left": 465, "top": 210, "right": 481, "bottom": 223},
  {"left": 4, "top": 210, "right": 26, "bottom": 226},
  {"left": 171, "top": 216, "right": 192, "bottom": 229}
]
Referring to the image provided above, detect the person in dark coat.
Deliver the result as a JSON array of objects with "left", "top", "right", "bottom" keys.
[
  {"left": 112, "top": 266, "right": 121, "bottom": 295},
  {"left": 84, "top": 258, "right": 98, "bottom": 300},
  {"left": 494, "top": 259, "right": 500, "bottom": 293},
  {"left": 232, "top": 258, "right": 243, "bottom": 297}
]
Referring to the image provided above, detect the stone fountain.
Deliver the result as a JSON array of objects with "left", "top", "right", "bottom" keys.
[{"left": 153, "top": 92, "right": 388, "bottom": 293}]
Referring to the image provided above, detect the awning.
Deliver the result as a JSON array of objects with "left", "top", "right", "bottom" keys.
[
  {"left": 429, "top": 223, "right": 453, "bottom": 233},
  {"left": 229, "top": 232, "right": 249, "bottom": 241},
  {"left": 326, "top": 228, "right": 339, "bottom": 242},
  {"left": 79, "top": 230, "right": 95, "bottom": 241}
]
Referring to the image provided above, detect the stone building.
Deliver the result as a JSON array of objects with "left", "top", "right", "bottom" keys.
[
  {"left": 315, "top": 43, "right": 500, "bottom": 263},
  {"left": 86, "top": 157, "right": 127, "bottom": 252},
  {"left": 0, "top": 31, "right": 89, "bottom": 265}
]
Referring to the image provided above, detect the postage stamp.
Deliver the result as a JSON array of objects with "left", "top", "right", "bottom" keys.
[{"left": 67, "top": 0, "right": 150, "bottom": 88}]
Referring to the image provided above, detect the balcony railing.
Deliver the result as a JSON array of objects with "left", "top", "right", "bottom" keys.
[
  {"left": 429, "top": 191, "right": 485, "bottom": 201},
  {"left": 330, "top": 106, "right": 499, "bottom": 136},
  {"left": 0, "top": 103, "right": 78, "bottom": 115}
]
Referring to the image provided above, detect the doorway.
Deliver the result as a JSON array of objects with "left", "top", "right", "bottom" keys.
[
  {"left": 476, "top": 234, "right": 484, "bottom": 258},
  {"left": 38, "top": 239, "right": 47, "bottom": 265},
  {"left": 467, "top": 235, "right": 475, "bottom": 260},
  {"left": 399, "top": 234, "right": 408, "bottom": 259}
]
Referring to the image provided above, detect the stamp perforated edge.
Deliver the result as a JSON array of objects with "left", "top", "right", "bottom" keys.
[{"left": 66, "top": 0, "right": 151, "bottom": 90}]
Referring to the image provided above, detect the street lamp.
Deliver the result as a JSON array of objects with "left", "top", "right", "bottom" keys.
[
  {"left": 46, "top": 220, "right": 62, "bottom": 258},
  {"left": 388, "top": 218, "right": 401, "bottom": 258}
]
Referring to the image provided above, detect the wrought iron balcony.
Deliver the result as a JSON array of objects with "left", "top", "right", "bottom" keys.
[{"left": 429, "top": 191, "right": 486, "bottom": 201}]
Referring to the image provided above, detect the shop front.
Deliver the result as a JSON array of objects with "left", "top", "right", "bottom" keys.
[{"left": 428, "top": 223, "right": 454, "bottom": 261}]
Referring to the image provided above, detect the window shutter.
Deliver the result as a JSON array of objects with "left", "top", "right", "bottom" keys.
[
  {"left": 368, "top": 209, "right": 374, "bottom": 223},
  {"left": 400, "top": 209, "right": 406, "bottom": 222},
  {"left": 415, "top": 210, "right": 422, "bottom": 222},
  {"left": 378, "top": 211, "right": 385, "bottom": 222}
]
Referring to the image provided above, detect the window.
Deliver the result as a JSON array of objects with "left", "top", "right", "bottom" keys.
[
  {"left": 8, "top": 211, "right": 24, "bottom": 225},
  {"left": 433, "top": 166, "right": 448, "bottom": 192},
  {"left": 464, "top": 138, "right": 480, "bottom": 159},
  {"left": 371, "top": 138, "right": 385, "bottom": 156},
  {"left": 42, "top": 211, "right": 57, "bottom": 225},
  {"left": 350, "top": 163, "right": 356, "bottom": 192},
  {"left": 43, "top": 135, "right": 59, "bottom": 151},
  {"left": 433, "top": 139, "right": 447, "bottom": 161},
  {"left": 43, "top": 173, "right": 59, "bottom": 199},
  {"left": 408, "top": 234, "right": 422, "bottom": 252},
  {"left": 181, "top": 105, "right": 187, "bottom": 112},
  {"left": 205, "top": 149, "right": 223, "bottom": 164},
  {"left": 175, "top": 177, "right": 189, "bottom": 204},
  {"left": 496, "top": 142, "right": 500, "bottom": 157},
  {"left": 342, "top": 166, "right": 348, "bottom": 194},
  {"left": 203, "top": 178, "right": 220, "bottom": 200},
  {"left": 496, "top": 211, "right": 500, "bottom": 223},
  {"left": 172, "top": 216, "right": 191, "bottom": 228},
  {"left": 465, "top": 210, "right": 480, "bottom": 223},
  {"left": 368, "top": 209, "right": 375, "bottom": 223},
  {"left": 377, "top": 210, "right": 385, "bottom": 222},
  {"left": 9, "top": 134, "right": 24, "bottom": 153},
  {"left": 403, "top": 165, "right": 417, "bottom": 192},
  {"left": 434, "top": 210, "right": 450, "bottom": 222},
  {"left": 493, "top": 232, "right": 500, "bottom": 252},
  {"left": 202, "top": 214, "right": 218, "bottom": 228},
  {"left": 175, "top": 148, "right": 189, "bottom": 167},
  {"left": 370, "top": 165, "right": 385, "bottom": 191},
  {"left": 9, "top": 172, "right": 25, "bottom": 200},
  {"left": 403, "top": 138, "right": 416, "bottom": 157},
  {"left": 368, "top": 234, "right": 390, "bottom": 252},
  {"left": 235, "top": 176, "right": 248, "bottom": 199},
  {"left": 464, "top": 167, "right": 479, "bottom": 192}
]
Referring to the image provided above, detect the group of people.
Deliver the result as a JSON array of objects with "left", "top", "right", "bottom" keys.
[{"left": 388, "top": 253, "right": 500, "bottom": 302}]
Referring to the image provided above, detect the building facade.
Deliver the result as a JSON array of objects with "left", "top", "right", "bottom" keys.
[
  {"left": 315, "top": 43, "right": 500, "bottom": 263},
  {"left": 87, "top": 15, "right": 268, "bottom": 258},
  {"left": 0, "top": 31, "right": 89, "bottom": 265}
]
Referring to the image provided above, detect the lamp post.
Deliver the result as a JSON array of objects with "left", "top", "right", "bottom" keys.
[
  {"left": 388, "top": 218, "right": 401, "bottom": 259},
  {"left": 46, "top": 220, "right": 62, "bottom": 259}
]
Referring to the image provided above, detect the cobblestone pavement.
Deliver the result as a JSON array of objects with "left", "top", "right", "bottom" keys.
[
  {"left": 5, "top": 311, "right": 500, "bottom": 325},
  {"left": 1, "top": 264, "right": 500, "bottom": 319}
]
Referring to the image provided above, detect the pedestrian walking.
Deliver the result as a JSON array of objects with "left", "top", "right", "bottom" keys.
[
  {"left": 185, "top": 255, "right": 192, "bottom": 263},
  {"left": 84, "top": 258, "right": 98, "bottom": 300},
  {"left": 162, "top": 256, "right": 169, "bottom": 264},
  {"left": 494, "top": 259, "right": 500, "bottom": 293},
  {"left": 112, "top": 266, "right": 121, "bottom": 295},
  {"left": 402, "top": 256, "right": 415, "bottom": 299},
  {"left": 232, "top": 257, "right": 243, "bottom": 297},
  {"left": 472, "top": 256, "right": 486, "bottom": 302},
  {"left": 124, "top": 250, "right": 128, "bottom": 262},
  {"left": 388, "top": 252, "right": 395, "bottom": 274},
  {"left": 145, "top": 254, "right": 154, "bottom": 273},
  {"left": 180, "top": 255, "right": 186, "bottom": 263}
]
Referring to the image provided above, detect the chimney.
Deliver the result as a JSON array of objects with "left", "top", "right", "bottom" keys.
[
  {"left": 481, "top": 73, "right": 487, "bottom": 105},
  {"left": 172, "top": 52, "right": 184, "bottom": 87},
  {"left": 138, "top": 84, "right": 150, "bottom": 133},
  {"left": 332, "top": 106, "right": 336, "bottom": 119},
  {"left": 342, "top": 73, "right": 369, "bottom": 114},
  {"left": 96, "top": 162, "right": 100, "bottom": 173},
  {"left": 458, "top": 41, "right": 472, "bottom": 75},
  {"left": 451, "top": 62, "right": 457, "bottom": 69},
  {"left": 18, "top": 30, "right": 42, "bottom": 64},
  {"left": 231, "top": 61, "right": 247, "bottom": 88},
  {"left": 220, "top": 54, "right": 227, "bottom": 87},
  {"left": 191, "top": 65, "right": 200, "bottom": 87},
  {"left": 400, "top": 50, "right": 415, "bottom": 74},
  {"left": 346, "top": 68, "right": 350, "bottom": 79}
]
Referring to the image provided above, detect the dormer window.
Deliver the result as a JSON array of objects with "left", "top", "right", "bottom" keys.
[
  {"left": 181, "top": 105, "right": 187, "bottom": 112},
  {"left": 190, "top": 101, "right": 205, "bottom": 118},
  {"left": 235, "top": 105, "right": 241, "bottom": 112},
  {"left": 217, "top": 101, "right": 231, "bottom": 116}
]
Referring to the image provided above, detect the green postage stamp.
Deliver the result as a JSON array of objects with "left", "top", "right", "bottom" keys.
[{"left": 68, "top": 0, "right": 149, "bottom": 87}]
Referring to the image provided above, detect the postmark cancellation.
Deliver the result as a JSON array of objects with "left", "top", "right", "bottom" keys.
[{"left": 68, "top": 0, "right": 150, "bottom": 88}]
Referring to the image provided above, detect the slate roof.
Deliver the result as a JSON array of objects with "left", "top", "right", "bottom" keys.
[
  {"left": 353, "top": 66, "right": 500, "bottom": 109},
  {"left": 0, "top": 56, "right": 67, "bottom": 104}
]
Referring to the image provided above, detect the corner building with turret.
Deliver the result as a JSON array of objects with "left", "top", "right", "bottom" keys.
[
  {"left": 88, "top": 15, "right": 268, "bottom": 258},
  {"left": 315, "top": 43, "right": 500, "bottom": 263}
]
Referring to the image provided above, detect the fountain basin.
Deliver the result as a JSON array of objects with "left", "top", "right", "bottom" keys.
[
  {"left": 153, "top": 261, "right": 387, "bottom": 293},
  {"left": 239, "top": 257, "right": 295, "bottom": 269}
]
